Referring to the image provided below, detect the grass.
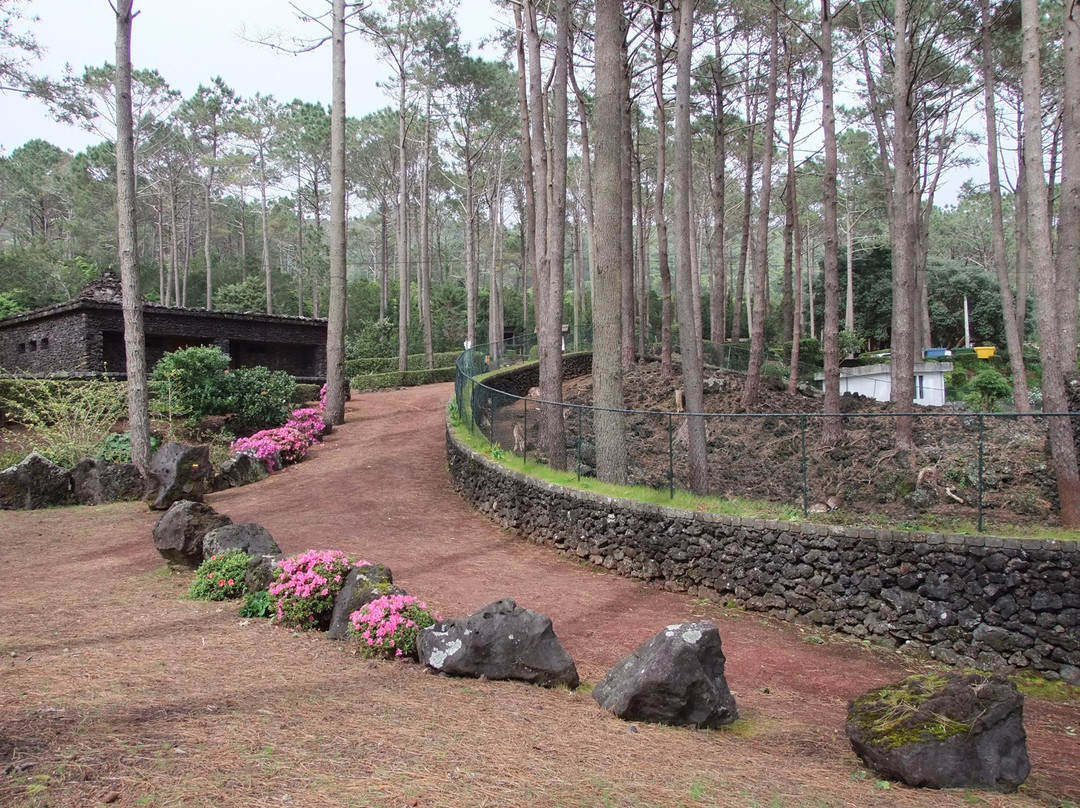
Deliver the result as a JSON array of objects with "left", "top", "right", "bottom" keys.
[
  {"left": 1011, "top": 671, "right": 1080, "bottom": 703},
  {"left": 452, "top": 416, "right": 801, "bottom": 522}
]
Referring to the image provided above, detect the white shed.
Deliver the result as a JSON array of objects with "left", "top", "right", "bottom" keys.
[{"left": 813, "top": 362, "right": 952, "bottom": 407}]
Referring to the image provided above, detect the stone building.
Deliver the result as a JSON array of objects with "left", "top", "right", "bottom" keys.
[{"left": 0, "top": 273, "right": 327, "bottom": 381}]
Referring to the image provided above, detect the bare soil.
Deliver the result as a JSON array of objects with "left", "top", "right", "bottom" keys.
[
  {"left": 549, "top": 362, "right": 1057, "bottom": 530},
  {"left": 1, "top": 382, "right": 1077, "bottom": 807}
]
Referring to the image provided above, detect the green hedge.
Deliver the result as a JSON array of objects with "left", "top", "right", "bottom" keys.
[
  {"left": 350, "top": 367, "right": 456, "bottom": 391},
  {"left": 291, "top": 383, "right": 322, "bottom": 405},
  {"left": 344, "top": 352, "right": 459, "bottom": 378},
  {"left": 1, "top": 377, "right": 119, "bottom": 424}
]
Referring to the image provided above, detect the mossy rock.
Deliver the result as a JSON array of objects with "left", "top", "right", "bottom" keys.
[{"left": 846, "top": 673, "right": 1030, "bottom": 791}]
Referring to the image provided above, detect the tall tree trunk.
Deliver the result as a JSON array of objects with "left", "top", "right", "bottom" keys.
[
  {"left": 890, "top": 0, "right": 917, "bottom": 450},
  {"left": 742, "top": 5, "right": 780, "bottom": 410},
  {"left": 540, "top": 0, "right": 569, "bottom": 469},
  {"left": 635, "top": 135, "right": 649, "bottom": 358},
  {"left": 654, "top": 4, "right": 673, "bottom": 375},
  {"left": 593, "top": 0, "right": 628, "bottom": 484},
  {"left": 114, "top": 0, "right": 151, "bottom": 475},
  {"left": 710, "top": 35, "right": 727, "bottom": 348},
  {"left": 397, "top": 71, "right": 410, "bottom": 372},
  {"left": 156, "top": 202, "right": 165, "bottom": 304},
  {"left": 1021, "top": 0, "right": 1080, "bottom": 524},
  {"left": 1058, "top": 0, "right": 1080, "bottom": 372},
  {"left": 674, "top": 0, "right": 707, "bottom": 492},
  {"left": 526, "top": 0, "right": 549, "bottom": 339},
  {"left": 981, "top": 0, "right": 1030, "bottom": 412},
  {"left": 259, "top": 142, "right": 273, "bottom": 314},
  {"left": 324, "top": 0, "right": 348, "bottom": 426},
  {"left": 169, "top": 184, "right": 179, "bottom": 307},
  {"left": 203, "top": 180, "right": 214, "bottom": 310},
  {"left": 420, "top": 97, "right": 434, "bottom": 368},
  {"left": 515, "top": 2, "right": 537, "bottom": 342},
  {"left": 465, "top": 163, "right": 478, "bottom": 348},
  {"left": 620, "top": 33, "right": 636, "bottom": 369},
  {"left": 733, "top": 99, "right": 754, "bottom": 341},
  {"left": 379, "top": 200, "right": 388, "bottom": 320},
  {"left": 821, "top": 0, "right": 842, "bottom": 444}
]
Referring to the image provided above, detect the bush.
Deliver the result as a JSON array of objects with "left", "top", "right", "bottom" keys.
[
  {"left": 270, "top": 549, "right": 364, "bottom": 630},
  {"left": 285, "top": 407, "right": 327, "bottom": 442},
  {"left": 968, "top": 367, "right": 1012, "bottom": 412},
  {"left": 226, "top": 366, "right": 296, "bottom": 432},
  {"left": 348, "top": 594, "right": 440, "bottom": 659},
  {"left": 291, "top": 383, "right": 322, "bottom": 405},
  {"left": 0, "top": 376, "right": 127, "bottom": 468},
  {"left": 188, "top": 550, "right": 251, "bottom": 601},
  {"left": 150, "top": 346, "right": 232, "bottom": 421},
  {"left": 230, "top": 425, "right": 312, "bottom": 470},
  {"left": 99, "top": 430, "right": 161, "bottom": 463},
  {"left": 350, "top": 367, "right": 456, "bottom": 391},
  {"left": 239, "top": 589, "right": 274, "bottom": 618}
]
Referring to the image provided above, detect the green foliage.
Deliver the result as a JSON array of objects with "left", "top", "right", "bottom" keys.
[
  {"left": 967, "top": 367, "right": 1012, "bottom": 412},
  {"left": 838, "top": 329, "right": 865, "bottom": 357},
  {"left": 149, "top": 346, "right": 296, "bottom": 432},
  {"left": 188, "top": 550, "right": 251, "bottom": 601},
  {"left": 291, "top": 383, "right": 322, "bottom": 405},
  {"left": 850, "top": 674, "right": 972, "bottom": 749},
  {"left": 343, "top": 351, "right": 459, "bottom": 377},
  {"left": 0, "top": 292, "right": 25, "bottom": 318},
  {"left": 226, "top": 366, "right": 296, "bottom": 432},
  {"left": 350, "top": 367, "right": 456, "bottom": 391},
  {"left": 99, "top": 430, "right": 161, "bottom": 463},
  {"left": 149, "top": 346, "right": 232, "bottom": 421},
  {"left": 0, "top": 377, "right": 127, "bottom": 468},
  {"left": 239, "top": 589, "right": 274, "bottom": 619},
  {"left": 214, "top": 275, "right": 267, "bottom": 313}
]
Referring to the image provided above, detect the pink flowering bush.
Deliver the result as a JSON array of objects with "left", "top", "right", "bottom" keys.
[
  {"left": 286, "top": 407, "right": 327, "bottom": 442},
  {"left": 349, "top": 594, "right": 440, "bottom": 659},
  {"left": 270, "top": 549, "right": 367, "bottom": 630},
  {"left": 231, "top": 425, "right": 312, "bottom": 470}
]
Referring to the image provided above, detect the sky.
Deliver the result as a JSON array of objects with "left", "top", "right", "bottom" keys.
[{"left": 0, "top": 0, "right": 506, "bottom": 155}]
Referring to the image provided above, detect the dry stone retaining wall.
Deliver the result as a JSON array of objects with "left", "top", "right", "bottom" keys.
[{"left": 447, "top": 426, "right": 1080, "bottom": 680}]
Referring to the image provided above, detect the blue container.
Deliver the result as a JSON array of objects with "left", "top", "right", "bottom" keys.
[{"left": 924, "top": 348, "right": 949, "bottom": 359}]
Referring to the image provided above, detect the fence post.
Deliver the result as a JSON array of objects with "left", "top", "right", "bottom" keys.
[
  {"left": 523, "top": 396, "right": 528, "bottom": 466},
  {"left": 977, "top": 413, "right": 985, "bottom": 533},
  {"left": 488, "top": 392, "right": 494, "bottom": 449},
  {"left": 576, "top": 407, "right": 582, "bottom": 481},
  {"left": 668, "top": 412, "right": 674, "bottom": 499},
  {"left": 801, "top": 414, "right": 809, "bottom": 517}
]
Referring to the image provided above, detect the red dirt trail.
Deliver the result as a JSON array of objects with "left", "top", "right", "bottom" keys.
[{"left": 209, "top": 383, "right": 1080, "bottom": 800}]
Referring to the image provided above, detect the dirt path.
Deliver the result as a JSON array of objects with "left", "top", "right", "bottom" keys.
[
  {"left": 212, "top": 383, "right": 1080, "bottom": 800},
  {"left": 1, "top": 382, "right": 1077, "bottom": 807}
]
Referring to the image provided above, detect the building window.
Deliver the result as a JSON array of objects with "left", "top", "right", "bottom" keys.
[
  {"left": 915, "top": 375, "right": 925, "bottom": 400},
  {"left": 16, "top": 343, "right": 25, "bottom": 353},
  {"left": 28, "top": 340, "right": 36, "bottom": 352},
  {"left": 40, "top": 337, "right": 49, "bottom": 350}
]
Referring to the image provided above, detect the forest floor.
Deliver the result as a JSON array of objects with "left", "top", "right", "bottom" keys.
[
  {"left": 545, "top": 361, "right": 1060, "bottom": 533},
  {"left": 1, "top": 382, "right": 1078, "bottom": 807}
]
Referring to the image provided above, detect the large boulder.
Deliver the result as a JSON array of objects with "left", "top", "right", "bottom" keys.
[
  {"left": 212, "top": 452, "right": 268, "bottom": 492},
  {"left": 327, "top": 564, "right": 403, "bottom": 640},
  {"left": 592, "top": 621, "right": 738, "bottom": 728},
  {"left": 417, "top": 598, "right": 578, "bottom": 688},
  {"left": 202, "top": 523, "right": 280, "bottom": 560},
  {"left": 846, "top": 673, "right": 1030, "bottom": 792},
  {"left": 151, "top": 500, "right": 231, "bottom": 566},
  {"left": 70, "top": 458, "right": 145, "bottom": 505},
  {"left": 146, "top": 442, "right": 214, "bottom": 510},
  {"left": 0, "top": 452, "right": 71, "bottom": 510}
]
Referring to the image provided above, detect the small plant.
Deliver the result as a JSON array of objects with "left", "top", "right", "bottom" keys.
[
  {"left": 226, "top": 365, "right": 297, "bottom": 431},
  {"left": 149, "top": 346, "right": 232, "bottom": 422},
  {"left": 967, "top": 367, "right": 1012, "bottom": 412},
  {"left": 838, "top": 328, "right": 865, "bottom": 358},
  {"left": 239, "top": 589, "right": 274, "bottom": 619},
  {"left": 348, "top": 594, "right": 440, "bottom": 659},
  {"left": 99, "top": 431, "right": 161, "bottom": 463},
  {"left": 270, "top": 549, "right": 365, "bottom": 630},
  {"left": 188, "top": 550, "right": 251, "bottom": 601}
]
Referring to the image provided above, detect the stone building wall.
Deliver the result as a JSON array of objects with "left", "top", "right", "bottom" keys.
[
  {"left": 447, "top": 427, "right": 1080, "bottom": 681},
  {"left": 1, "top": 301, "right": 327, "bottom": 379}
]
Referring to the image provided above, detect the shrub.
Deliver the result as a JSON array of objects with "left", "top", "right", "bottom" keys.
[
  {"left": 0, "top": 377, "right": 127, "bottom": 468},
  {"left": 226, "top": 366, "right": 296, "bottom": 432},
  {"left": 239, "top": 589, "right": 274, "bottom": 619},
  {"left": 188, "top": 550, "right": 251, "bottom": 601},
  {"left": 269, "top": 549, "right": 365, "bottom": 630},
  {"left": 968, "top": 367, "right": 1012, "bottom": 412},
  {"left": 150, "top": 346, "right": 232, "bottom": 421},
  {"left": 99, "top": 430, "right": 161, "bottom": 463},
  {"left": 348, "top": 594, "right": 440, "bottom": 659},
  {"left": 230, "top": 426, "right": 312, "bottom": 470},
  {"left": 285, "top": 407, "right": 327, "bottom": 442}
]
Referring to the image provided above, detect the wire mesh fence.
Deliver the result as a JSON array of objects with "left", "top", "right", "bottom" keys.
[{"left": 455, "top": 335, "right": 1067, "bottom": 533}]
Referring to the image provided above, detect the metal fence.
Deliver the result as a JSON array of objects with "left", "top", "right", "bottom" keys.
[{"left": 455, "top": 335, "right": 1068, "bottom": 533}]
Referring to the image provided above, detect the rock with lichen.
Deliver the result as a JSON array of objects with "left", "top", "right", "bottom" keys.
[{"left": 846, "top": 672, "right": 1030, "bottom": 791}]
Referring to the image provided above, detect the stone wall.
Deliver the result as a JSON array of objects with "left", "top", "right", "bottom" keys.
[
  {"left": 467, "top": 353, "right": 593, "bottom": 430},
  {"left": 447, "top": 427, "right": 1080, "bottom": 681}
]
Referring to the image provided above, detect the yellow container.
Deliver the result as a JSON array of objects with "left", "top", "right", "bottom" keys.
[{"left": 973, "top": 346, "right": 996, "bottom": 359}]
